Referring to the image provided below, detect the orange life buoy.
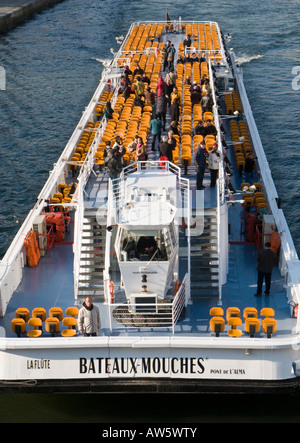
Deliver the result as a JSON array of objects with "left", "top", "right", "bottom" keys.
[
  {"left": 174, "top": 280, "right": 181, "bottom": 295},
  {"left": 109, "top": 281, "right": 114, "bottom": 304}
]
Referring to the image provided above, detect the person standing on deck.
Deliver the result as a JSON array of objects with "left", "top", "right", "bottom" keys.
[
  {"left": 104, "top": 101, "right": 114, "bottom": 120},
  {"left": 156, "top": 93, "right": 168, "bottom": 130},
  {"left": 193, "top": 141, "right": 208, "bottom": 190},
  {"left": 183, "top": 34, "right": 192, "bottom": 54},
  {"left": 163, "top": 40, "right": 171, "bottom": 71},
  {"left": 133, "top": 76, "right": 145, "bottom": 98},
  {"left": 208, "top": 143, "right": 220, "bottom": 188},
  {"left": 255, "top": 242, "right": 277, "bottom": 297},
  {"left": 149, "top": 114, "right": 162, "bottom": 151},
  {"left": 170, "top": 86, "right": 181, "bottom": 123},
  {"left": 78, "top": 296, "right": 101, "bottom": 336}
]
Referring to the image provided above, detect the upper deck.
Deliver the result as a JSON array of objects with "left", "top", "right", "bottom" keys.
[{"left": 0, "top": 20, "right": 299, "bottom": 346}]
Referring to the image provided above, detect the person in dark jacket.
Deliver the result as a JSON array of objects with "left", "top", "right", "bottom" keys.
[
  {"left": 106, "top": 149, "right": 122, "bottom": 180},
  {"left": 203, "top": 119, "right": 217, "bottom": 137},
  {"left": 122, "top": 82, "right": 134, "bottom": 100},
  {"left": 245, "top": 153, "right": 256, "bottom": 179},
  {"left": 193, "top": 141, "right": 208, "bottom": 190},
  {"left": 193, "top": 120, "right": 206, "bottom": 137},
  {"left": 255, "top": 242, "right": 277, "bottom": 297},
  {"left": 156, "top": 94, "right": 168, "bottom": 130},
  {"left": 159, "top": 135, "right": 173, "bottom": 162}
]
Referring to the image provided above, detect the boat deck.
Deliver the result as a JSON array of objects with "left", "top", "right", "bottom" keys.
[{"left": 0, "top": 24, "right": 294, "bottom": 340}]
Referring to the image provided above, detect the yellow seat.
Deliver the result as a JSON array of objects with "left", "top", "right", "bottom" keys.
[
  {"left": 261, "top": 318, "right": 277, "bottom": 338},
  {"left": 209, "top": 316, "right": 225, "bottom": 337},
  {"left": 252, "top": 182, "right": 262, "bottom": 192},
  {"left": 226, "top": 307, "right": 240, "bottom": 321},
  {"left": 27, "top": 318, "right": 43, "bottom": 338},
  {"left": 11, "top": 318, "right": 26, "bottom": 337},
  {"left": 32, "top": 307, "right": 47, "bottom": 323},
  {"left": 243, "top": 307, "right": 258, "bottom": 320},
  {"left": 241, "top": 182, "right": 251, "bottom": 191},
  {"left": 227, "top": 317, "right": 243, "bottom": 337},
  {"left": 209, "top": 307, "right": 224, "bottom": 316},
  {"left": 245, "top": 318, "right": 260, "bottom": 337},
  {"left": 16, "top": 308, "right": 30, "bottom": 322},
  {"left": 61, "top": 317, "right": 77, "bottom": 337},
  {"left": 260, "top": 307, "right": 275, "bottom": 318},
  {"left": 49, "top": 307, "right": 63, "bottom": 321},
  {"left": 65, "top": 306, "right": 79, "bottom": 318},
  {"left": 45, "top": 317, "right": 60, "bottom": 337}
]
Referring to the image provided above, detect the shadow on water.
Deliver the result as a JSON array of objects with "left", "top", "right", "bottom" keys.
[{"left": 1, "top": 393, "right": 300, "bottom": 423}]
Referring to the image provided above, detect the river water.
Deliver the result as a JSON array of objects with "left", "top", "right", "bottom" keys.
[{"left": 0, "top": 0, "right": 300, "bottom": 423}]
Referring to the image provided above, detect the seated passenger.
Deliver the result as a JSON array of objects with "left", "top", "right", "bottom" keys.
[{"left": 136, "top": 236, "right": 158, "bottom": 259}]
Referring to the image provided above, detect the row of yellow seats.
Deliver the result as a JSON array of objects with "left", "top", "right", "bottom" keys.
[
  {"left": 241, "top": 182, "right": 268, "bottom": 213},
  {"left": 209, "top": 306, "right": 277, "bottom": 338},
  {"left": 224, "top": 91, "right": 243, "bottom": 115},
  {"left": 70, "top": 120, "right": 101, "bottom": 174},
  {"left": 229, "top": 120, "right": 253, "bottom": 173},
  {"left": 123, "top": 23, "right": 164, "bottom": 53},
  {"left": 11, "top": 306, "right": 79, "bottom": 338}
]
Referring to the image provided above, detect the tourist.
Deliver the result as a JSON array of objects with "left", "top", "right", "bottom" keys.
[
  {"left": 193, "top": 141, "right": 208, "bottom": 190},
  {"left": 170, "top": 86, "right": 181, "bottom": 123},
  {"left": 208, "top": 143, "right": 220, "bottom": 187},
  {"left": 163, "top": 40, "right": 172, "bottom": 71},
  {"left": 156, "top": 76, "right": 166, "bottom": 97},
  {"left": 244, "top": 153, "right": 256, "bottom": 179},
  {"left": 133, "top": 64, "right": 144, "bottom": 77},
  {"left": 104, "top": 101, "right": 114, "bottom": 120},
  {"left": 204, "top": 119, "right": 217, "bottom": 137},
  {"left": 201, "top": 93, "right": 213, "bottom": 113},
  {"left": 141, "top": 72, "right": 150, "bottom": 85},
  {"left": 136, "top": 137, "right": 148, "bottom": 169},
  {"left": 149, "top": 114, "right": 162, "bottom": 151},
  {"left": 255, "top": 242, "right": 277, "bottom": 297},
  {"left": 145, "top": 86, "right": 156, "bottom": 107},
  {"left": 133, "top": 76, "right": 145, "bottom": 98},
  {"left": 105, "top": 149, "right": 123, "bottom": 180},
  {"left": 78, "top": 296, "right": 101, "bottom": 336},
  {"left": 156, "top": 93, "right": 168, "bottom": 130},
  {"left": 193, "top": 120, "right": 206, "bottom": 137},
  {"left": 127, "top": 135, "right": 139, "bottom": 160},
  {"left": 183, "top": 34, "right": 192, "bottom": 54},
  {"left": 159, "top": 135, "right": 173, "bottom": 162}
]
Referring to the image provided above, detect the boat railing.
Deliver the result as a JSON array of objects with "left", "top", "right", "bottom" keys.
[
  {"left": 107, "top": 272, "right": 188, "bottom": 334},
  {"left": 209, "top": 57, "right": 227, "bottom": 299},
  {"left": 103, "top": 178, "right": 114, "bottom": 306},
  {"left": 73, "top": 178, "right": 84, "bottom": 301}
]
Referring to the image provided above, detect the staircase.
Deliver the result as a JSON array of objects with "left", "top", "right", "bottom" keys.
[
  {"left": 77, "top": 209, "right": 106, "bottom": 299},
  {"left": 190, "top": 208, "right": 219, "bottom": 299}
]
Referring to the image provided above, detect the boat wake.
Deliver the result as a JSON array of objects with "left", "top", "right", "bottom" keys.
[{"left": 235, "top": 54, "right": 264, "bottom": 65}]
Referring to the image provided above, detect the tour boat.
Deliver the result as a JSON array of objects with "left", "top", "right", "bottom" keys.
[{"left": 1, "top": 19, "right": 300, "bottom": 393}]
